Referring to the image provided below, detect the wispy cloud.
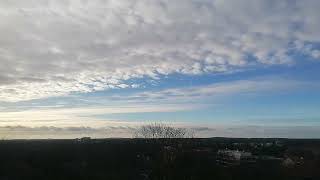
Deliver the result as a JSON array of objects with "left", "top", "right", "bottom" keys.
[
  {"left": 0, "top": 104, "right": 197, "bottom": 127},
  {"left": 107, "top": 78, "right": 317, "bottom": 103},
  {"left": 1, "top": 77, "right": 316, "bottom": 128}
]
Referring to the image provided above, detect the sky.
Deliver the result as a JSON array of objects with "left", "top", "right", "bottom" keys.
[{"left": 0, "top": 0, "right": 320, "bottom": 139}]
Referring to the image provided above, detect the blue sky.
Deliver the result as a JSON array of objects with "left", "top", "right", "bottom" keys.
[
  {"left": 0, "top": 0, "right": 320, "bottom": 138},
  {"left": 80, "top": 62, "right": 320, "bottom": 126}
]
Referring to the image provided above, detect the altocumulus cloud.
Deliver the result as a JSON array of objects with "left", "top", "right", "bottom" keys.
[{"left": 0, "top": 0, "right": 320, "bottom": 102}]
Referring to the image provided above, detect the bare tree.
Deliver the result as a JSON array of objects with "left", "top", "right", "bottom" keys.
[{"left": 134, "top": 123, "right": 195, "bottom": 138}]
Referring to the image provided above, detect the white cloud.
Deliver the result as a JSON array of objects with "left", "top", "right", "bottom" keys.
[{"left": 0, "top": 0, "right": 319, "bottom": 101}]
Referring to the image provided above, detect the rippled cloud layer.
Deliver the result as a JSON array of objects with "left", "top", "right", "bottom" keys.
[{"left": 0, "top": 0, "right": 319, "bottom": 101}]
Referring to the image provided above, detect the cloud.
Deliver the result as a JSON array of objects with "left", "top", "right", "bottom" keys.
[
  {"left": 192, "top": 125, "right": 320, "bottom": 138},
  {"left": 0, "top": 77, "right": 316, "bottom": 129},
  {"left": 0, "top": 0, "right": 319, "bottom": 102},
  {"left": 2, "top": 125, "right": 320, "bottom": 139},
  {"left": 0, "top": 104, "right": 197, "bottom": 127},
  {"left": 0, "top": 125, "right": 136, "bottom": 139},
  {"left": 108, "top": 78, "right": 315, "bottom": 103}
]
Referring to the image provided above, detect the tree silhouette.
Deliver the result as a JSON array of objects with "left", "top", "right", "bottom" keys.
[{"left": 134, "top": 123, "right": 195, "bottom": 138}]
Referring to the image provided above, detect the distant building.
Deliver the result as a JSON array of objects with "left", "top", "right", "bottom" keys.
[
  {"left": 216, "top": 150, "right": 254, "bottom": 166},
  {"left": 282, "top": 157, "right": 295, "bottom": 167},
  {"left": 282, "top": 155, "right": 304, "bottom": 167},
  {"left": 75, "top": 137, "right": 91, "bottom": 143},
  {"left": 218, "top": 150, "right": 252, "bottom": 160}
]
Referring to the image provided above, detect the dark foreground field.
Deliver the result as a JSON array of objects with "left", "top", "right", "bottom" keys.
[{"left": 0, "top": 138, "right": 319, "bottom": 180}]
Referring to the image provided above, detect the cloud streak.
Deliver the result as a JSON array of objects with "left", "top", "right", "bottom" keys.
[
  {"left": 0, "top": 104, "right": 197, "bottom": 127},
  {"left": 0, "top": 77, "right": 315, "bottom": 128},
  {"left": 2, "top": 125, "right": 320, "bottom": 139},
  {"left": 107, "top": 78, "right": 316, "bottom": 103}
]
